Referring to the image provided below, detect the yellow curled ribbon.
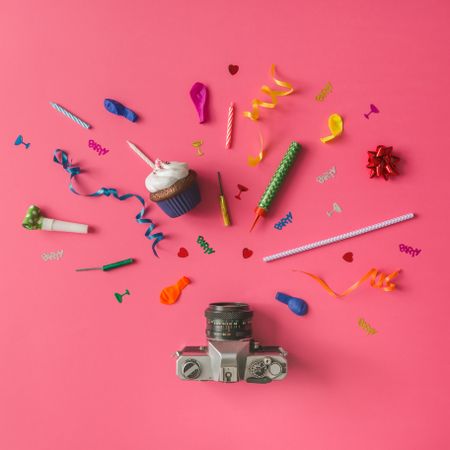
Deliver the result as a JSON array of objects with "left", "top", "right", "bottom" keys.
[
  {"left": 243, "top": 64, "right": 294, "bottom": 121},
  {"left": 320, "top": 113, "right": 343, "bottom": 143},
  {"left": 247, "top": 130, "right": 265, "bottom": 167},
  {"left": 300, "top": 268, "right": 401, "bottom": 298}
]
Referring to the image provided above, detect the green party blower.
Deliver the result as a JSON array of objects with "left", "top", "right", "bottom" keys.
[
  {"left": 76, "top": 258, "right": 134, "bottom": 272},
  {"left": 22, "top": 205, "right": 88, "bottom": 233},
  {"left": 250, "top": 142, "right": 302, "bottom": 231}
]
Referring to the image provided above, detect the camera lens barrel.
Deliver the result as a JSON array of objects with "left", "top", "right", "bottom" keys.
[{"left": 205, "top": 303, "right": 253, "bottom": 340}]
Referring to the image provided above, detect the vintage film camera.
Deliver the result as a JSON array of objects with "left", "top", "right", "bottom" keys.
[{"left": 175, "top": 303, "right": 288, "bottom": 383}]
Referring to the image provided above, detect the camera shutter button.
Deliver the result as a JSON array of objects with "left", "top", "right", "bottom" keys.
[
  {"left": 268, "top": 361, "right": 283, "bottom": 377},
  {"left": 182, "top": 359, "right": 201, "bottom": 379}
]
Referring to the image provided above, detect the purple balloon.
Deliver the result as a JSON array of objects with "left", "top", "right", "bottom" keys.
[{"left": 190, "top": 82, "right": 208, "bottom": 123}]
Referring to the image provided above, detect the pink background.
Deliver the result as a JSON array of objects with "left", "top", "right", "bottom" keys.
[{"left": 1, "top": 1, "right": 449, "bottom": 449}]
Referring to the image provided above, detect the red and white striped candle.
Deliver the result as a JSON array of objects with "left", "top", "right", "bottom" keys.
[{"left": 225, "top": 102, "right": 234, "bottom": 149}]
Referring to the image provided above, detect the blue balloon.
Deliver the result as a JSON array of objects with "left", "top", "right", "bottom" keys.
[
  {"left": 104, "top": 99, "right": 138, "bottom": 122},
  {"left": 275, "top": 292, "right": 308, "bottom": 316}
]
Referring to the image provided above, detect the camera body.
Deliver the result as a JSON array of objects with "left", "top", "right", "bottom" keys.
[{"left": 175, "top": 303, "right": 288, "bottom": 383}]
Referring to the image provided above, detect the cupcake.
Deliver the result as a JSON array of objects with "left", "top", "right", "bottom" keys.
[{"left": 127, "top": 141, "right": 201, "bottom": 218}]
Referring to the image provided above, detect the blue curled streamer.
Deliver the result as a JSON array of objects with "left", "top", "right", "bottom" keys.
[{"left": 53, "top": 149, "right": 164, "bottom": 257}]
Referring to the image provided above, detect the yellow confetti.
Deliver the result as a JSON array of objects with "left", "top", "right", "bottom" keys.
[
  {"left": 358, "top": 318, "right": 377, "bottom": 335},
  {"left": 192, "top": 140, "right": 204, "bottom": 156}
]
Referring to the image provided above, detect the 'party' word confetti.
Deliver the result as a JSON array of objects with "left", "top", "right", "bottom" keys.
[
  {"left": 197, "top": 236, "right": 215, "bottom": 254},
  {"left": 399, "top": 244, "right": 421, "bottom": 257},
  {"left": 327, "top": 202, "right": 342, "bottom": 217},
  {"left": 299, "top": 268, "right": 400, "bottom": 298},
  {"left": 14, "top": 134, "right": 30, "bottom": 149},
  {"left": 178, "top": 247, "right": 189, "bottom": 258},
  {"left": 315, "top": 82, "right": 333, "bottom": 101},
  {"left": 317, "top": 166, "right": 336, "bottom": 184},
  {"left": 242, "top": 248, "right": 253, "bottom": 259},
  {"left": 114, "top": 289, "right": 130, "bottom": 303},
  {"left": 41, "top": 250, "right": 64, "bottom": 261},
  {"left": 364, "top": 104, "right": 379, "bottom": 119},
  {"left": 88, "top": 139, "right": 109, "bottom": 156},
  {"left": 342, "top": 252, "right": 353, "bottom": 262},
  {"left": 358, "top": 318, "right": 377, "bottom": 335},
  {"left": 228, "top": 64, "right": 239, "bottom": 75},
  {"left": 235, "top": 184, "right": 249, "bottom": 200},
  {"left": 274, "top": 211, "right": 293, "bottom": 230},
  {"left": 192, "top": 140, "right": 204, "bottom": 156}
]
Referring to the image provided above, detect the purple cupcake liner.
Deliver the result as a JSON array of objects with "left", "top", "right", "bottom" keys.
[{"left": 156, "top": 180, "right": 201, "bottom": 218}]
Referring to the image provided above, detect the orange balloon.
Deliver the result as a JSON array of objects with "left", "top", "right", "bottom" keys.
[{"left": 160, "top": 276, "right": 191, "bottom": 305}]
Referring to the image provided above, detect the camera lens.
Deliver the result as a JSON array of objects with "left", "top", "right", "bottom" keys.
[{"left": 205, "top": 303, "right": 253, "bottom": 340}]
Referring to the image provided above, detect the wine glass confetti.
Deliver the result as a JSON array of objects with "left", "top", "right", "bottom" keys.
[
  {"left": 326, "top": 202, "right": 343, "bottom": 217},
  {"left": 192, "top": 140, "right": 204, "bottom": 156},
  {"left": 364, "top": 104, "right": 379, "bottom": 119},
  {"left": 14, "top": 134, "right": 31, "bottom": 149},
  {"left": 114, "top": 289, "right": 130, "bottom": 303},
  {"left": 235, "top": 184, "right": 249, "bottom": 200}
]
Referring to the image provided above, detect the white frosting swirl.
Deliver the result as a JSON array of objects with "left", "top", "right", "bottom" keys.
[{"left": 145, "top": 159, "right": 189, "bottom": 193}]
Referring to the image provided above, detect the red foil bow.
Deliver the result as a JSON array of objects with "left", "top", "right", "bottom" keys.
[{"left": 367, "top": 145, "right": 399, "bottom": 180}]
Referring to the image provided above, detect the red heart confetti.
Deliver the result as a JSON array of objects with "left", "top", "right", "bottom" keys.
[
  {"left": 343, "top": 252, "right": 353, "bottom": 262},
  {"left": 178, "top": 247, "right": 189, "bottom": 258},
  {"left": 242, "top": 248, "right": 253, "bottom": 259},
  {"left": 228, "top": 64, "right": 239, "bottom": 75}
]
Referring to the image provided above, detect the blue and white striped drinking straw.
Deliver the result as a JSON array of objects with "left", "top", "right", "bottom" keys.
[{"left": 50, "top": 102, "right": 91, "bottom": 129}]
